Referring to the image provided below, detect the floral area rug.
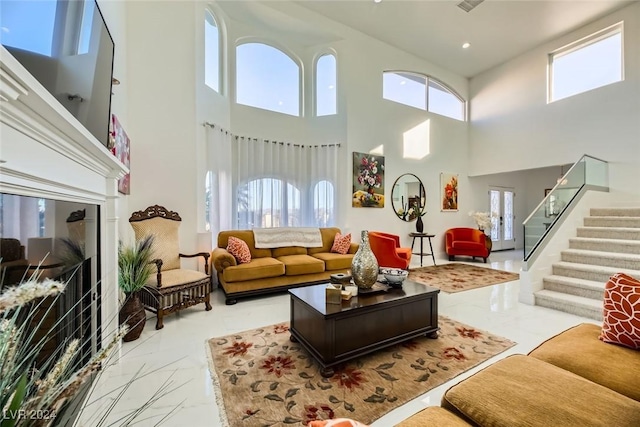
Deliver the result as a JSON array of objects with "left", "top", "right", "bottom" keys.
[
  {"left": 206, "top": 316, "right": 515, "bottom": 426},
  {"left": 408, "top": 263, "right": 520, "bottom": 293}
]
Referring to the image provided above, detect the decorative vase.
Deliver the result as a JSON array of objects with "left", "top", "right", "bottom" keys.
[
  {"left": 416, "top": 216, "right": 424, "bottom": 233},
  {"left": 351, "top": 230, "right": 379, "bottom": 289},
  {"left": 119, "top": 293, "right": 146, "bottom": 342}
]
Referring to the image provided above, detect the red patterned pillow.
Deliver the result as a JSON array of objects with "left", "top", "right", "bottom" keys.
[
  {"left": 331, "top": 232, "right": 351, "bottom": 255},
  {"left": 600, "top": 272, "right": 640, "bottom": 349},
  {"left": 227, "top": 236, "right": 251, "bottom": 264}
]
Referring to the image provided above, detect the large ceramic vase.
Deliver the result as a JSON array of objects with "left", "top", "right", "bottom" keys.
[
  {"left": 119, "top": 293, "right": 146, "bottom": 342},
  {"left": 351, "top": 230, "right": 379, "bottom": 289}
]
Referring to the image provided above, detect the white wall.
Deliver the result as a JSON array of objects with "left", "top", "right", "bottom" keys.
[
  {"left": 469, "top": 2, "right": 640, "bottom": 196},
  {"left": 120, "top": 0, "right": 640, "bottom": 262}
]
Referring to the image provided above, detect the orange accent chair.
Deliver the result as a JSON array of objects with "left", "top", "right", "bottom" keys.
[
  {"left": 369, "top": 231, "right": 412, "bottom": 269},
  {"left": 445, "top": 227, "right": 490, "bottom": 263}
]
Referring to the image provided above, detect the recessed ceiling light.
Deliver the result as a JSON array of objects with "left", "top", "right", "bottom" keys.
[
  {"left": 328, "top": 85, "right": 335, "bottom": 89},
  {"left": 400, "top": 80, "right": 406, "bottom": 85},
  {"left": 462, "top": 42, "right": 471, "bottom": 49},
  {"left": 374, "top": 0, "right": 383, "bottom": 3}
]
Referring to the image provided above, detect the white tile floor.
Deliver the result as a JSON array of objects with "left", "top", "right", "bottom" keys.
[{"left": 83, "top": 250, "right": 599, "bottom": 426}]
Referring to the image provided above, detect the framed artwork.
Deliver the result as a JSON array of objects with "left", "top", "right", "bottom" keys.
[
  {"left": 112, "top": 114, "right": 130, "bottom": 195},
  {"left": 352, "top": 152, "right": 385, "bottom": 208},
  {"left": 440, "top": 172, "right": 458, "bottom": 211}
]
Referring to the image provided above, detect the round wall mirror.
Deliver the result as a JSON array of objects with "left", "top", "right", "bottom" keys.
[{"left": 391, "top": 173, "right": 426, "bottom": 222}]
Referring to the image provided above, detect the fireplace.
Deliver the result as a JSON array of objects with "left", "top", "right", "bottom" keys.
[{"left": 1, "top": 44, "right": 127, "bottom": 381}]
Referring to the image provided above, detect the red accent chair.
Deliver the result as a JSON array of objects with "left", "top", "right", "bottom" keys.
[
  {"left": 445, "top": 227, "right": 490, "bottom": 263},
  {"left": 369, "top": 231, "right": 412, "bottom": 269}
]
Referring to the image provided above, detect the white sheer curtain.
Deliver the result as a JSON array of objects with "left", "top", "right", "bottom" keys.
[
  {"left": 233, "top": 137, "right": 341, "bottom": 229},
  {"left": 205, "top": 125, "right": 233, "bottom": 240}
]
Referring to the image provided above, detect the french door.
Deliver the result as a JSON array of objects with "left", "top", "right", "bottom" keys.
[{"left": 488, "top": 186, "right": 516, "bottom": 251}]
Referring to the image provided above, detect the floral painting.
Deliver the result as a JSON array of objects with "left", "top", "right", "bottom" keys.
[
  {"left": 111, "top": 114, "right": 130, "bottom": 195},
  {"left": 352, "top": 152, "right": 385, "bottom": 208},
  {"left": 441, "top": 172, "right": 458, "bottom": 211}
]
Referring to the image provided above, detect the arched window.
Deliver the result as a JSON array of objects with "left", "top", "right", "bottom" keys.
[
  {"left": 383, "top": 71, "right": 466, "bottom": 121},
  {"left": 316, "top": 54, "right": 336, "bottom": 116},
  {"left": 312, "top": 180, "right": 335, "bottom": 227},
  {"left": 236, "top": 43, "right": 300, "bottom": 116},
  {"left": 204, "top": 10, "right": 220, "bottom": 92},
  {"left": 237, "top": 178, "right": 301, "bottom": 228}
]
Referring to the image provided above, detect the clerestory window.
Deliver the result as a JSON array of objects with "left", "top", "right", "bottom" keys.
[
  {"left": 236, "top": 43, "right": 300, "bottom": 116},
  {"left": 316, "top": 54, "right": 337, "bottom": 116},
  {"left": 204, "top": 10, "right": 220, "bottom": 93},
  {"left": 549, "top": 23, "right": 623, "bottom": 102},
  {"left": 383, "top": 71, "right": 465, "bottom": 121}
]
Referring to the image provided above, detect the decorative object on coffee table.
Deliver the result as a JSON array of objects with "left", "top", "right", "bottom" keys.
[
  {"left": 351, "top": 230, "right": 378, "bottom": 289},
  {"left": 380, "top": 267, "right": 408, "bottom": 288}
]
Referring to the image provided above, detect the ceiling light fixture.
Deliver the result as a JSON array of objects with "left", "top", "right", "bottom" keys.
[
  {"left": 462, "top": 42, "right": 471, "bottom": 49},
  {"left": 374, "top": 0, "right": 383, "bottom": 3}
]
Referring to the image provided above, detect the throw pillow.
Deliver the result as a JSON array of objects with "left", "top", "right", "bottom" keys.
[
  {"left": 600, "top": 272, "right": 640, "bottom": 349},
  {"left": 331, "top": 232, "right": 351, "bottom": 255},
  {"left": 227, "top": 236, "right": 252, "bottom": 264}
]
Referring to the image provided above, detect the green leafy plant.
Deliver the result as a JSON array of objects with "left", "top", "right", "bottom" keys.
[{"left": 118, "top": 236, "right": 155, "bottom": 294}]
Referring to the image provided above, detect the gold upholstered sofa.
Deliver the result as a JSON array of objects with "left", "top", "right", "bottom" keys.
[
  {"left": 397, "top": 323, "right": 640, "bottom": 427},
  {"left": 211, "top": 227, "right": 357, "bottom": 305}
]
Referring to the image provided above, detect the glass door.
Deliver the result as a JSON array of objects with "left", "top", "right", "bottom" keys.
[{"left": 489, "top": 187, "right": 516, "bottom": 251}]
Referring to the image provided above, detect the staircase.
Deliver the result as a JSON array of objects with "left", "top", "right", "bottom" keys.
[{"left": 535, "top": 207, "right": 640, "bottom": 320}]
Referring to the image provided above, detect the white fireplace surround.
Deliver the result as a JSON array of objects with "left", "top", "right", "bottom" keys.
[{"left": 0, "top": 46, "right": 127, "bottom": 345}]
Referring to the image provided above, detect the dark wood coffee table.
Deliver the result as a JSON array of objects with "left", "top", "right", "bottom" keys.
[{"left": 289, "top": 281, "right": 439, "bottom": 377}]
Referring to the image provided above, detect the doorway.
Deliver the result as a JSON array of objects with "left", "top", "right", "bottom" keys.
[{"left": 489, "top": 186, "right": 516, "bottom": 251}]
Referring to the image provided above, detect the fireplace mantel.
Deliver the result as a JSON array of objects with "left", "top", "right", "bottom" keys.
[{"left": 1, "top": 45, "right": 127, "bottom": 345}]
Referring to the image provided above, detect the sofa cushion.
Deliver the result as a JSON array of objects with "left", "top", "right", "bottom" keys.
[
  {"left": 309, "top": 227, "right": 342, "bottom": 254},
  {"left": 441, "top": 354, "right": 640, "bottom": 427},
  {"left": 272, "top": 246, "right": 307, "bottom": 257},
  {"left": 331, "top": 232, "right": 351, "bottom": 255},
  {"left": 227, "top": 236, "right": 252, "bottom": 264},
  {"left": 277, "top": 254, "right": 325, "bottom": 276},
  {"left": 222, "top": 257, "right": 285, "bottom": 283},
  {"left": 217, "top": 230, "right": 272, "bottom": 259},
  {"left": 146, "top": 269, "right": 209, "bottom": 289},
  {"left": 600, "top": 272, "right": 640, "bottom": 349},
  {"left": 311, "top": 252, "right": 354, "bottom": 271},
  {"left": 396, "top": 406, "right": 472, "bottom": 427},
  {"left": 529, "top": 322, "right": 640, "bottom": 402}
]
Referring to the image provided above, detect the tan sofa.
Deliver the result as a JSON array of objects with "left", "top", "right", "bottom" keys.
[
  {"left": 211, "top": 227, "right": 357, "bottom": 305},
  {"left": 397, "top": 323, "right": 640, "bottom": 426}
]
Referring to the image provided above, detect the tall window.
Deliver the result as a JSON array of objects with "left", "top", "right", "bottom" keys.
[
  {"left": 204, "top": 10, "right": 220, "bottom": 92},
  {"left": 312, "top": 180, "right": 334, "bottom": 227},
  {"left": 316, "top": 54, "right": 336, "bottom": 116},
  {"left": 549, "top": 23, "right": 623, "bottom": 102},
  {"left": 236, "top": 43, "right": 300, "bottom": 116},
  {"left": 383, "top": 71, "right": 465, "bottom": 121},
  {"left": 237, "top": 178, "right": 301, "bottom": 228}
]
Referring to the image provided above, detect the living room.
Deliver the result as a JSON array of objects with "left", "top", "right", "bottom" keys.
[{"left": 1, "top": 0, "right": 639, "bottom": 426}]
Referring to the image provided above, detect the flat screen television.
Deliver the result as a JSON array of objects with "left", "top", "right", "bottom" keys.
[{"left": 1, "top": 0, "right": 115, "bottom": 148}]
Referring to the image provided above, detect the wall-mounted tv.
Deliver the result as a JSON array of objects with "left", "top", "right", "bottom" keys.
[{"left": 1, "top": 0, "right": 115, "bottom": 148}]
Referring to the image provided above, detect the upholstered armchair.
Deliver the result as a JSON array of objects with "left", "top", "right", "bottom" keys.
[
  {"left": 0, "top": 238, "right": 29, "bottom": 287},
  {"left": 129, "top": 205, "right": 212, "bottom": 329},
  {"left": 445, "top": 227, "right": 490, "bottom": 263},
  {"left": 368, "top": 231, "right": 412, "bottom": 269}
]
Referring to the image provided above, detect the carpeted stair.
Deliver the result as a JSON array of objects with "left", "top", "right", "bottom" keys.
[{"left": 535, "top": 208, "right": 640, "bottom": 320}]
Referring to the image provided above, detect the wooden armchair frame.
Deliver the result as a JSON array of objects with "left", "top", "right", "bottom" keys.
[{"left": 129, "top": 205, "right": 212, "bottom": 329}]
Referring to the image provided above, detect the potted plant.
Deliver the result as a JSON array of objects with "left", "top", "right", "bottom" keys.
[
  {"left": 118, "top": 235, "right": 155, "bottom": 342},
  {"left": 412, "top": 200, "right": 427, "bottom": 233}
]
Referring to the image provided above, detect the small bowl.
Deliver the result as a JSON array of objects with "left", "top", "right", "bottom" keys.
[{"left": 380, "top": 268, "right": 408, "bottom": 286}]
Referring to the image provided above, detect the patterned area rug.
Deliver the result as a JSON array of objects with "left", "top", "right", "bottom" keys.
[
  {"left": 408, "top": 263, "right": 520, "bottom": 293},
  {"left": 206, "top": 316, "right": 515, "bottom": 426}
]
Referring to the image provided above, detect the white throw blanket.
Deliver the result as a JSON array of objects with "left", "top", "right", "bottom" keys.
[{"left": 253, "top": 227, "right": 323, "bottom": 248}]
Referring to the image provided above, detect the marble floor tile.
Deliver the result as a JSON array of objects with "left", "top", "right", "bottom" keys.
[{"left": 84, "top": 249, "right": 597, "bottom": 427}]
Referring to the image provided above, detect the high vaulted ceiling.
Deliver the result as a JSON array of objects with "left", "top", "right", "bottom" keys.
[{"left": 294, "top": 0, "right": 635, "bottom": 78}]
